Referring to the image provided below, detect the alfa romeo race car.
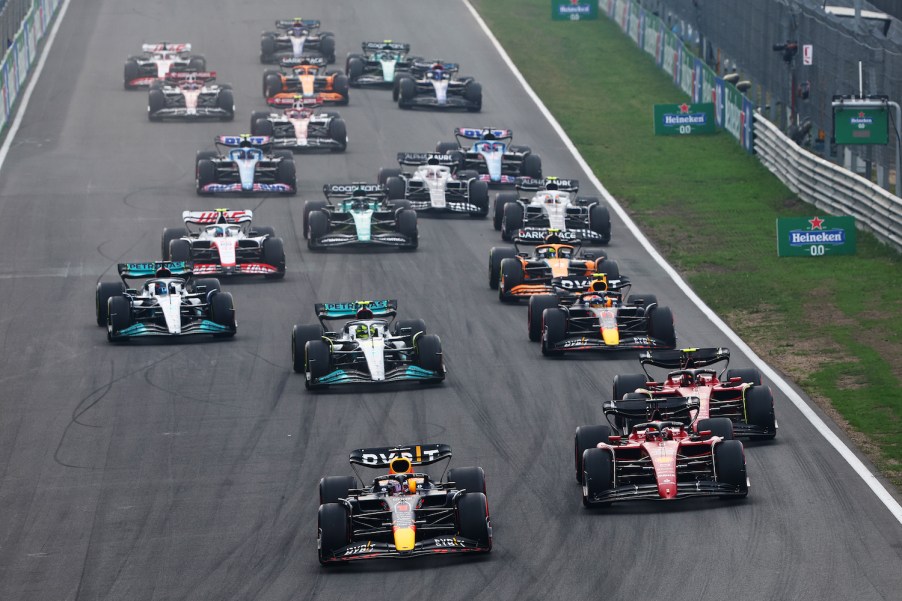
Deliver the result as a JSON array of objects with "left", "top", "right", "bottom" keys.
[
  {"left": 292, "top": 300, "right": 444, "bottom": 389},
  {"left": 161, "top": 209, "right": 286, "bottom": 279},
  {"left": 263, "top": 57, "right": 349, "bottom": 105},
  {"left": 317, "top": 444, "right": 491, "bottom": 564},
  {"left": 611, "top": 347, "right": 777, "bottom": 439},
  {"left": 195, "top": 135, "right": 296, "bottom": 195},
  {"left": 303, "top": 183, "right": 418, "bottom": 250},
  {"left": 496, "top": 177, "right": 611, "bottom": 244},
  {"left": 147, "top": 71, "right": 234, "bottom": 121},
  {"left": 250, "top": 96, "right": 347, "bottom": 152},
  {"left": 436, "top": 128, "right": 542, "bottom": 186},
  {"left": 95, "top": 261, "right": 237, "bottom": 342},
  {"left": 537, "top": 286, "right": 676, "bottom": 356},
  {"left": 123, "top": 42, "right": 205, "bottom": 89},
  {"left": 376, "top": 152, "right": 489, "bottom": 216},
  {"left": 345, "top": 41, "right": 419, "bottom": 87},
  {"left": 260, "top": 19, "right": 336, "bottom": 64},
  {"left": 393, "top": 62, "right": 481, "bottom": 112},
  {"left": 574, "top": 395, "right": 749, "bottom": 505}
]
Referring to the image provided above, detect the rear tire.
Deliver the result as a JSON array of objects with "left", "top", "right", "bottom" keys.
[
  {"left": 377, "top": 167, "right": 403, "bottom": 185},
  {"left": 385, "top": 176, "right": 407, "bottom": 201},
  {"left": 319, "top": 475, "right": 357, "bottom": 505},
  {"left": 168, "top": 239, "right": 191, "bottom": 262},
  {"left": 292, "top": 324, "right": 324, "bottom": 373},
  {"left": 575, "top": 425, "right": 612, "bottom": 483},
  {"left": 447, "top": 466, "right": 486, "bottom": 495},
  {"left": 593, "top": 259, "right": 620, "bottom": 281},
  {"left": 725, "top": 368, "right": 763, "bottom": 386},
  {"left": 193, "top": 278, "right": 221, "bottom": 296},
  {"left": 528, "top": 294, "right": 559, "bottom": 342},
  {"left": 697, "top": 417, "right": 734, "bottom": 440},
  {"left": 252, "top": 118, "right": 274, "bottom": 137},
  {"left": 393, "top": 319, "right": 427, "bottom": 336},
  {"left": 612, "top": 373, "right": 648, "bottom": 400},
  {"left": 521, "top": 154, "right": 542, "bottom": 179}
]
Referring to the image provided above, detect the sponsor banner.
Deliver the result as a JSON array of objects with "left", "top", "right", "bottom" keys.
[
  {"left": 653, "top": 103, "right": 716, "bottom": 135},
  {"left": 833, "top": 106, "right": 888, "bottom": 145},
  {"left": 679, "top": 48, "right": 694, "bottom": 96},
  {"left": 662, "top": 30, "right": 680, "bottom": 81},
  {"left": 551, "top": 0, "right": 598, "bottom": 21},
  {"left": 700, "top": 64, "right": 717, "bottom": 107},
  {"left": 776, "top": 216, "right": 857, "bottom": 257},
  {"left": 723, "top": 82, "right": 743, "bottom": 142},
  {"left": 628, "top": 2, "right": 641, "bottom": 43},
  {"left": 741, "top": 96, "right": 755, "bottom": 154}
]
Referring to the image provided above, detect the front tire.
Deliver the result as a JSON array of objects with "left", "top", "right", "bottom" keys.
[
  {"left": 528, "top": 294, "right": 559, "bottom": 342},
  {"left": 456, "top": 493, "right": 491, "bottom": 550},
  {"left": 292, "top": 324, "right": 324, "bottom": 373},
  {"left": 317, "top": 503, "right": 350, "bottom": 565},
  {"left": 575, "top": 425, "right": 612, "bottom": 483},
  {"left": 582, "top": 448, "right": 615, "bottom": 507},
  {"left": 96, "top": 282, "right": 126, "bottom": 326},
  {"left": 488, "top": 247, "right": 516, "bottom": 290}
]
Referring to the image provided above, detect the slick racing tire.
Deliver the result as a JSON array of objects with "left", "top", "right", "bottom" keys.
[
  {"left": 196, "top": 159, "right": 215, "bottom": 196},
  {"left": 303, "top": 201, "right": 328, "bottom": 239},
  {"left": 589, "top": 203, "right": 612, "bottom": 244},
  {"left": 390, "top": 199, "right": 412, "bottom": 213},
  {"left": 697, "top": 417, "right": 734, "bottom": 440},
  {"left": 414, "top": 334, "right": 443, "bottom": 377},
  {"left": 263, "top": 73, "right": 283, "bottom": 97},
  {"left": 333, "top": 74, "right": 350, "bottom": 105},
  {"left": 147, "top": 89, "right": 165, "bottom": 122},
  {"left": 319, "top": 475, "right": 357, "bottom": 505},
  {"left": 346, "top": 56, "right": 364, "bottom": 84},
  {"left": 468, "top": 180, "right": 489, "bottom": 217},
  {"left": 107, "top": 295, "right": 132, "bottom": 341},
  {"left": 435, "top": 141, "right": 459, "bottom": 154},
  {"left": 498, "top": 258, "right": 523, "bottom": 302},
  {"left": 397, "top": 77, "right": 416, "bottom": 108},
  {"left": 307, "top": 211, "right": 329, "bottom": 249},
  {"left": 575, "top": 425, "right": 613, "bottom": 484},
  {"left": 168, "top": 239, "right": 191, "bottom": 262},
  {"left": 647, "top": 305, "right": 676, "bottom": 348},
  {"left": 488, "top": 247, "right": 516, "bottom": 290},
  {"left": 188, "top": 55, "right": 206, "bottom": 71},
  {"left": 447, "top": 466, "right": 486, "bottom": 495},
  {"left": 260, "top": 34, "right": 276, "bottom": 63},
  {"left": 392, "top": 76, "right": 402, "bottom": 101},
  {"left": 210, "top": 292, "right": 237, "bottom": 337},
  {"left": 501, "top": 202, "right": 524, "bottom": 241},
  {"left": 397, "top": 209, "right": 418, "bottom": 250},
  {"left": 541, "top": 308, "right": 567, "bottom": 357},
  {"left": 252, "top": 226, "right": 276, "bottom": 237},
  {"left": 582, "top": 448, "right": 615, "bottom": 507},
  {"left": 96, "top": 282, "right": 126, "bottom": 326},
  {"left": 464, "top": 82, "right": 482, "bottom": 113},
  {"left": 328, "top": 118, "right": 347, "bottom": 152},
  {"left": 393, "top": 319, "right": 426, "bottom": 337},
  {"left": 318, "top": 503, "right": 350, "bottom": 565},
  {"left": 493, "top": 191, "right": 519, "bottom": 231},
  {"left": 377, "top": 167, "right": 402, "bottom": 185},
  {"left": 385, "top": 176, "right": 407, "bottom": 202},
  {"left": 305, "top": 340, "right": 332, "bottom": 389},
  {"left": 713, "top": 439, "right": 749, "bottom": 497},
  {"left": 252, "top": 118, "right": 274, "bottom": 137},
  {"left": 123, "top": 59, "right": 140, "bottom": 90},
  {"left": 725, "top": 368, "right": 763, "bottom": 386},
  {"left": 521, "top": 154, "right": 542, "bottom": 179},
  {"left": 593, "top": 259, "right": 620, "bottom": 281},
  {"left": 612, "top": 373, "right": 648, "bottom": 401},
  {"left": 456, "top": 493, "right": 491, "bottom": 550},
  {"left": 292, "top": 324, "right": 324, "bottom": 373},
  {"left": 319, "top": 34, "right": 336, "bottom": 63},
  {"left": 249, "top": 110, "right": 271, "bottom": 133},
  {"left": 276, "top": 160, "right": 297, "bottom": 195},
  {"left": 528, "top": 294, "right": 560, "bottom": 342},
  {"left": 262, "top": 237, "right": 286, "bottom": 279},
  {"left": 745, "top": 385, "right": 777, "bottom": 439},
  {"left": 627, "top": 294, "right": 658, "bottom": 312},
  {"left": 261, "top": 69, "right": 280, "bottom": 96},
  {"left": 161, "top": 227, "right": 188, "bottom": 260}
]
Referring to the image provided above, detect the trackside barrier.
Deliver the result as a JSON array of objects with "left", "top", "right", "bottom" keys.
[{"left": 0, "top": 0, "right": 62, "bottom": 133}]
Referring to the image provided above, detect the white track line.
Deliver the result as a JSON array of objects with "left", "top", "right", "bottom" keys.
[
  {"left": 0, "top": 0, "right": 74, "bottom": 171},
  {"left": 462, "top": 0, "right": 902, "bottom": 523}
]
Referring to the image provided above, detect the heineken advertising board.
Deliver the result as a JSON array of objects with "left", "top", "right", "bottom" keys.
[
  {"left": 552, "top": 0, "right": 598, "bottom": 20},
  {"left": 833, "top": 106, "right": 888, "bottom": 145},
  {"left": 653, "top": 103, "right": 716, "bottom": 135},
  {"left": 776, "top": 216, "right": 857, "bottom": 257}
]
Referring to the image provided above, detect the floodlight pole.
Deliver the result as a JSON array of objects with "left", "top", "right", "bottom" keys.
[{"left": 892, "top": 101, "right": 901, "bottom": 198}]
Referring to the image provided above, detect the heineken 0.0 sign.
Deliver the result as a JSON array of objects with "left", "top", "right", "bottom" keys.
[
  {"left": 833, "top": 106, "right": 888, "bottom": 145},
  {"left": 776, "top": 215, "right": 857, "bottom": 257},
  {"left": 552, "top": 0, "right": 598, "bottom": 20},
  {"left": 654, "top": 103, "right": 717, "bottom": 135}
]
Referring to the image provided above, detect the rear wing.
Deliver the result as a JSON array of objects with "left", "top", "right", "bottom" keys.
[
  {"left": 639, "top": 348, "right": 731, "bottom": 370},
  {"left": 163, "top": 71, "right": 217, "bottom": 84},
  {"left": 409, "top": 60, "right": 459, "bottom": 75},
  {"left": 602, "top": 396, "right": 700, "bottom": 426},
  {"left": 182, "top": 209, "right": 252, "bottom": 226},
  {"left": 349, "top": 444, "right": 452, "bottom": 468},
  {"left": 396, "top": 152, "right": 459, "bottom": 167},
  {"left": 454, "top": 127, "right": 512, "bottom": 141},
  {"left": 362, "top": 41, "right": 410, "bottom": 53},
  {"left": 323, "top": 182, "right": 387, "bottom": 201},
  {"left": 117, "top": 261, "right": 192, "bottom": 280},
  {"left": 279, "top": 56, "right": 326, "bottom": 68},
  {"left": 517, "top": 177, "right": 579, "bottom": 192},
  {"left": 142, "top": 42, "right": 191, "bottom": 53},
  {"left": 215, "top": 135, "right": 272, "bottom": 148},
  {"left": 314, "top": 299, "right": 398, "bottom": 320},
  {"left": 275, "top": 19, "right": 320, "bottom": 30}
]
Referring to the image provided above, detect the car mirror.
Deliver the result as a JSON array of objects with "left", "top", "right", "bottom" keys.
[
  {"left": 195, "top": 285, "right": 207, "bottom": 293},
  {"left": 125, "top": 288, "right": 137, "bottom": 295},
  {"left": 697, "top": 430, "right": 712, "bottom": 438},
  {"left": 607, "top": 435, "right": 621, "bottom": 443}
]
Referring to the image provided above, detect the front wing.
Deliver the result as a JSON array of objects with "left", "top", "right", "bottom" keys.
[
  {"left": 193, "top": 262, "right": 282, "bottom": 276},
  {"left": 308, "top": 231, "right": 416, "bottom": 250},
  {"left": 308, "top": 365, "right": 442, "bottom": 387},
  {"left": 271, "top": 136, "right": 344, "bottom": 151},
  {"left": 199, "top": 182, "right": 294, "bottom": 194},
  {"left": 404, "top": 96, "right": 478, "bottom": 111},
  {"left": 520, "top": 226, "right": 606, "bottom": 243},
  {"left": 547, "top": 335, "right": 674, "bottom": 353},
  {"left": 109, "top": 319, "right": 234, "bottom": 341},
  {"left": 149, "top": 107, "right": 232, "bottom": 120},
  {"left": 321, "top": 536, "right": 488, "bottom": 563},
  {"left": 583, "top": 481, "right": 748, "bottom": 505}
]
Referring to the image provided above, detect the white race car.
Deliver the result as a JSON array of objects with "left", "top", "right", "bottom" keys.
[
  {"left": 250, "top": 97, "right": 346, "bottom": 152},
  {"left": 377, "top": 152, "right": 489, "bottom": 216},
  {"left": 123, "top": 43, "right": 205, "bottom": 89},
  {"left": 147, "top": 72, "right": 234, "bottom": 121}
]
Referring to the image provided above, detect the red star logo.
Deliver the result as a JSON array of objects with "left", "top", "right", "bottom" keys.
[
  {"left": 809, "top": 216, "right": 825, "bottom": 230},
  {"left": 679, "top": 103, "right": 690, "bottom": 113},
  {"left": 858, "top": 111, "right": 866, "bottom": 118},
  {"left": 571, "top": 0, "right": 580, "bottom": 3}
]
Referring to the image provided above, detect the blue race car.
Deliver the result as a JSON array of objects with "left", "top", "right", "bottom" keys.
[
  {"left": 435, "top": 127, "right": 542, "bottom": 185},
  {"left": 195, "top": 135, "right": 296, "bottom": 195}
]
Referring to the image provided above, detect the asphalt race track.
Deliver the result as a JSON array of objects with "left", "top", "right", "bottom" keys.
[{"left": 0, "top": 1, "right": 900, "bottom": 599}]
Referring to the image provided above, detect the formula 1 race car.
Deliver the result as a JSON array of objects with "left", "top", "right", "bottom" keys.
[
  {"left": 147, "top": 71, "right": 234, "bottom": 121},
  {"left": 496, "top": 178, "right": 611, "bottom": 244},
  {"left": 250, "top": 96, "right": 347, "bottom": 152},
  {"left": 317, "top": 444, "right": 491, "bottom": 564},
  {"left": 611, "top": 347, "right": 777, "bottom": 439},
  {"left": 260, "top": 19, "right": 336, "bottom": 64},
  {"left": 345, "top": 41, "right": 419, "bottom": 87},
  {"left": 292, "top": 300, "right": 444, "bottom": 389},
  {"left": 195, "top": 135, "right": 296, "bottom": 195},
  {"left": 123, "top": 42, "right": 205, "bottom": 89},
  {"left": 161, "top": 209, "right": 286, "bottom": 279},
  {"left": 263, "top": 57, "right": 349, "bottom": 105},
  {"left": 95, "top": 261, "right": 237, "bottom": 341},
  {"left": 376, "top": 152, "right": 489, "bottom": 216},
  {"left": 393, "top": 62, "right": 481, "bottom": 112},
  {"left": 574, "top": 395, "right": 749, "bottom": 505},
  {"left": 538, "top": 286, "right": 676, "bottom": 356},
  {"left": 303, "top": 183, "right": 418, "bottom": 250},
  {"left": 436, "top": 128, "right": 542, "bottom": 186}
]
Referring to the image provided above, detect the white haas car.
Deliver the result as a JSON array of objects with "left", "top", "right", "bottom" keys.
[
  {"left": 123, "top": 43, "right": 205, "bottom": 89},
  {"left": 250, "top": 96, "right": 347, "bottom": 152},
  {"left": 161, "top": 209, "right": 286, "bottom": 279},
  {"left": 496, "top": 177, "right": 612, "bottom": 244},
  {"left": 147, "top": 71, "right": 234, "bottom": 121},
  {"left": 376, "top": 152, "right": 489, "bottom": 217}
]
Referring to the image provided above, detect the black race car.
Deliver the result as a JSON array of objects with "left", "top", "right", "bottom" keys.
[
  {"left": 260, "top": 19, "right": 336, "bottom": 64},
  {"left": 393, "top": 61, "right": 481, "bottom": 112}
]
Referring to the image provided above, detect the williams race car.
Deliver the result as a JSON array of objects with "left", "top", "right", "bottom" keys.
[
  {"left": 436, "top": 128, "right": 542, "bottom": 186},
  {"left": 611, "top": 347, "right": 777, "bottom": 439},
  {"left": 260, "top": 19, "right": 336, "bottom": 64},
  {"left": 147, "top": 71, "right": 234, "bottom": 121},
  {"left": 263, "top": 57, "right": 349, "bottom": 105},
  {"left": 95, "top": 261, "right": 236, "bottom": 342},
  {"left": 195, "top": 135, "right": 296, "bottom": 195},
  {"left": 376, "top": 152, "right": 489, "bottom": 216},
  {"left": 345, "top": 41, "right": 419, "bottom": 87},
  {"left": 496, "top": 177, "right": 611, "bottom": 244},
  {"left": 393, "top": 62, "right": 481, "bottom": 112},
  {"left": 123, "top": 42, "right": 205, "bottom": 89},
  {"left": 161, "top": 209, "right": 286, "bottom": 279},
  {"left": 292, "top": 300, "right": 444, "bottom": 389},
  {"left": 303, "top": 183, "right": 418, "bottom": 250},
  {"left": 317, "top": 444, "right": 491, "bottom": 564},
  {"left": 574, "top": 395, "right": 749, "bottom": 505},
  {"left": 250, "top": 96, "right": 347, "bottom": 152}
]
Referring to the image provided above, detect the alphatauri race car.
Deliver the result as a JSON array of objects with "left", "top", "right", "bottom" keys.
[
  {"left": 195, "top": 135, "right": 296, "bottom": 195},
  {"left": 250, "top": 96, "right": 346, "bottom": 152},
  {"left": 147, "top": 71, "right": 234, "bottom": 121},
  {"left": 260, "top": 19, "right": 336, "bottom": 64},
  {"left": 393, "top": 62, "right": 481, "bottom": 112},
  {"left": 496, "top": 178, "right": 611, "bottom": 244},
  {"left": 263, "top": 57, "right": 349, "bottom": 105},
  {"left": 574, "top": 395, "right": 749, "bottom": 506},
  {"left": 303, "top": 183, "right": 418, "bottom": 250},
  {"left": 437, "top": 128, "right": 542, "bottom": 186},
  {"left": 95, "top": 261, "right": 237, "bottom": 342},
  {"left": 292, "top": 300, "right": 444, "bottom": 389},
  {"left": 376, "top": 152, "right": 489, "bottom": 216},
  {"left": 611, "top": 347, "right": 777, "bottom": 439},
  {"left": 123, "top": 42, "right": 205, "bottom": 89},
  {"left": 346, "top": 41, "right": 419, "bottom": 87},
  {"left": 161, "top": 209, "right": 286, "bottom": 279},
  {"left": 317, "top": 444, "right": 491, "bottom": 564}
]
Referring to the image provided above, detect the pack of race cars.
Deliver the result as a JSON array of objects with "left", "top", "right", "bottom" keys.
[{"left": 106, "top": 19, "right": 777, "bottom": 565}]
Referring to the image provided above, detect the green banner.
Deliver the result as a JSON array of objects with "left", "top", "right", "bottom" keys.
[
  {"left": 653, "top": 103, "right": 716, "bottom": 135},
  {"left": 776, "top": 216, "right": 857, "bottom": 257},
  {"left": 551, "top": 0, "right": 598, "bottom": 20},
  {"left": 833, "top": 106, "right": 888, "bottom": 145}
]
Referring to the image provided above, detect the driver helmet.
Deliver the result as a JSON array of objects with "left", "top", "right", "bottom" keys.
[
  {"left": 209, "top": 226, "right": 225, "bottom": 237},
  {"left": 154, "top": 281, "right": 168, "bottom": 296},
  {"left": 356, "top": 305, "right": 374, "bottom": 320},
  {"left": 355, "top": 324, "right": 370, "bottom": 340},
  {"left": 543, "top": 232, "right": 563, "bottom": 245},
  {"left": 582, "top": 294, "right": 604, "bottom": 307},
  {"left": 644, "top": 426, "right": 662, "bottom": 441}
]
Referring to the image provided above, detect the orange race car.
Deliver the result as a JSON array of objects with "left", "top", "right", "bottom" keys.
[{"left": 263, "top": 57, "right": 349, "bottom": 105}]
